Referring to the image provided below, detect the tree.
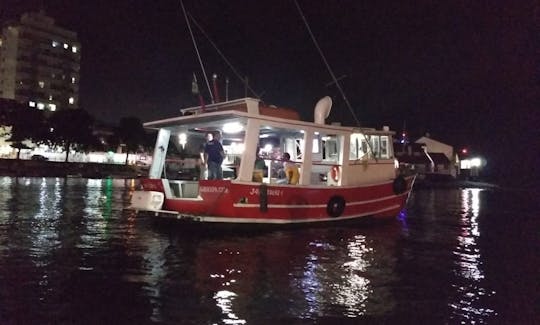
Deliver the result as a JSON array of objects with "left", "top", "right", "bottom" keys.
[
  {"left": 4, "top": 107, "right": 48, "bottom": 159},
  {"left": 48, "top": 109, "right": 97, "bottom": 162},
  {"left": 115, "top": 117, "right": 145, "bottom": 165}
]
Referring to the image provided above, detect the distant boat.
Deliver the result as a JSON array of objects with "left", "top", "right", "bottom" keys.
[{"left": 128, "top": 97, "right": 416, "bottom": 225}]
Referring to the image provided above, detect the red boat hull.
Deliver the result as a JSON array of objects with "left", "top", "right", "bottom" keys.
[{"left": 139, "top": 176, "right": 415, "bottom": 224}]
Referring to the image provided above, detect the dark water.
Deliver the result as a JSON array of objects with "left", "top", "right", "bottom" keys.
[{"left": 0, "top": 177, "right": 537, "bottom": 324}]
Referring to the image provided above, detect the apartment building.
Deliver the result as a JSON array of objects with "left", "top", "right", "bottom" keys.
[{"left": 0, "top": 11, "right": 80, "bottom": 112}]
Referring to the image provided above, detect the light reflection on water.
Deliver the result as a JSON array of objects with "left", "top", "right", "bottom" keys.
[
  {"left": 341, "top": 236, "right": 372, "bottom": 314},
  {"left": 449, "top": 188, "right": 496, "bottom": 322},
  {"left": 0, "top": 178, "right": 535, "bottom": 323}
]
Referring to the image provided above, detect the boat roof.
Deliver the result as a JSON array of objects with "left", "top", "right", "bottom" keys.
[{"left": 144, "top": 97, "right": 394, "bottom": 135}]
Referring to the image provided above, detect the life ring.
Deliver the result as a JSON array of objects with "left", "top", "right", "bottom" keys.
[
  {"left": 392, "top": 175, "right": 407, "bottom": 195},
  {"left": 327, "top": 195, "right": 346, "bottom": 218},
  {"left": 330, "top": 165, "right": 340, "bottom": 182}
]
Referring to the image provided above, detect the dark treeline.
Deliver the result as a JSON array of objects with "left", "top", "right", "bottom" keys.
[{"left": 0, "top": 100, "right": 154, "bottom": 164}]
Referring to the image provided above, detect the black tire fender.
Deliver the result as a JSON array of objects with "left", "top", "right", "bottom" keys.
[
  {"left": 393, "top": 175, "right": 407, "bottom": 195},
  {"left": 327, "top": 195, "right": 346, "bottom": 218}
]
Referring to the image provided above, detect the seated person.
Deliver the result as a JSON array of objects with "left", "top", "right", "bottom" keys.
[
  {"left": 281, "top": 152, "right": 299, "bottom": 185},
  {"left": 253, "top": 149, "right": 266, "bottom": 182}
]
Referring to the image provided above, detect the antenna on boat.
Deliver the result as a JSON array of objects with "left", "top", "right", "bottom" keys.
[
  {"left": 225, "top": 77, "right": 229, "bottom": 101},
  {"left": 180, "top": 0, "right": 214, "bottom": 103},
  {"left": 293, "top": 0, "right": 361, "bottom": 127}
]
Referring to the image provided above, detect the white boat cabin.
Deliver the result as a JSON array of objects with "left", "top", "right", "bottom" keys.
[{"left": 144, "top": 97, "right": 397, "bottom": 198}]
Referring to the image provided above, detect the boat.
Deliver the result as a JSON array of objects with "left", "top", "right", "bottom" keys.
[{"left": 128, "top": 96, "right": 416, "bottom": 225}]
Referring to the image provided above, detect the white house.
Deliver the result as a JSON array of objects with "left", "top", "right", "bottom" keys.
[{"left": 415, "top": 136, "right": 459, "bottom": 178}]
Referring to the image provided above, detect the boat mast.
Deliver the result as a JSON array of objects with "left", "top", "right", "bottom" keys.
[{"left": 180, "top": 0, "right": 215, "bottom": 103}]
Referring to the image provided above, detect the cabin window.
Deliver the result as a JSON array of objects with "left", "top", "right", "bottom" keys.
[
  {"left": 370, "top": 136, "right": 380, "bottom": 158},
  {"left": 356, "top": 135, "right": 392, "bottom": 159},
  {"left": 380, "top": 136, "right": 390, "bottom": 159},
  {"left": 295, "top": 139, "right": 303, "bottom": 161},
  {"left": 222, "top": 139, "right": 243, "bottom": 167},
  {"left": 312, "top": 136, "right": 320, "bottom": 153},
  {"left": 350, "top": 136, "right": 359, "bottom": 160},
  {"left": 256, "top": 124, "right": 305, "bottom": 182},
  {"left": 349, "top": 133, "right": 368, "bottom": 160},
  {"left": 320, "top": 134, "right": 339, "bottom": 163}
]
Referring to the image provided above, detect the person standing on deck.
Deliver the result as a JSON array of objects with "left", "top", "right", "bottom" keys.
[{"left": 203, "top": 131, "right": 225, "bottom": 180}]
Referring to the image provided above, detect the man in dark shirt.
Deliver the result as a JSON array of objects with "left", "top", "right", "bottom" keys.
[{"left": 203, "top": 131, "right": 225, "bottom": 179}]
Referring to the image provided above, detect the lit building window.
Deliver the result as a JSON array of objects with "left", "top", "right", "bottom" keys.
[
  {"left": 48, "top": 95, "right": 53, "bottom": 100},
  {"left": 38, "top": 81, "right": 44, "bottom": 88},
  {"left": 52, "top": 41, "right": 59, "bottom": 47},
  {"left": 37, "top": 103, "right": 45, "bottom": 110},
  {"left": 69, "top": 97, "right": 75, "bottom": 104},
  {"left": 71, "top": 77, "right": 76, "bottom": 84},
  {"left": 72, "top": 46, "right": 78, "bottom": 53},
  {"left": 29, "top": 101, "right": 36, "bottom": 107},
  {"left": 63, "top": 43, "right": 69, "bottom": 49},
  {"left": 48, "top": 104, "right": 56, "bottom": 111}
]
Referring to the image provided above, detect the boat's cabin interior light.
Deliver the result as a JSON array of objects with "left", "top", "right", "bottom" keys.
[
  {"left": 178, "top": 133, "right": 187, "bottom": 148},
  {"left": 228, "top": 142, "right": 245, "bottom": 154},
  {"left": 222, "top": 122, "right": 243, "bottom": 134},
  {"left": 263, "top": 144, "right": 273, "bottom": 153}
]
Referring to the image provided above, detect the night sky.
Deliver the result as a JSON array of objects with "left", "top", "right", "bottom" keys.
[{"left": 1, "top": 0, "right": 538, "bottom": 183}]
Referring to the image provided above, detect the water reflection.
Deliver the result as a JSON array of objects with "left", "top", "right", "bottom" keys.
[
  {"left": 33, "top": 178, "right": 62, "bottom": 258},
  {"left": 183, "top": 227, "right": 398, "bottom": 323},
  {"left": 1, "top": 179, "right": 529, "bottom": 323},
  {"left": 337, "top": 235, "right": 371, "bottom": 316},
  {"left": 450, "top": 188, "right": 496, "bottom": 322},
  {"left": 214, "top": 290, "right": 246, "bottom": 325}
]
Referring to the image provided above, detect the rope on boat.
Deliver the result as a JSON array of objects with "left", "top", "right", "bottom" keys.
[
  {"left": 180, "top": 0, "right": 214, "bottom": 103},
  {"left": 293, "top": 0, "right": 377, "bottom": 161},
  {"left": 186, "top": 13, "right": 261, "bottom": 99},
  {"left": 293, "top": 0, "right": 360, "bottom": 127}
]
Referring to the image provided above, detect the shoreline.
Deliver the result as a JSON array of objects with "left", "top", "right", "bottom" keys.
[{"left": 0, "top": 159, "right": 146, "bottom": 179}]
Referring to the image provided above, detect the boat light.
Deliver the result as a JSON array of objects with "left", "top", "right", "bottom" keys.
[
  {"left": 263, "top": 144, "right": 273, "bottom": 152},
  {"left": 228, "top": 142, "right": 245, "bottom": 154},
  {"left": 178, "top": 133, "right": 187, "bottom": 148},
  {"left": 222, "top": 122, "right": 243, "bottom": 134}
]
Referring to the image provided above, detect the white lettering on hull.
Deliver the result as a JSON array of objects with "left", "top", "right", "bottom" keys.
[
  {"left": 249, "top": 188, "right": 283, "bottom": 197},
  {"left": 200, "top": 186, "right": 229, "bottom": 193}
]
